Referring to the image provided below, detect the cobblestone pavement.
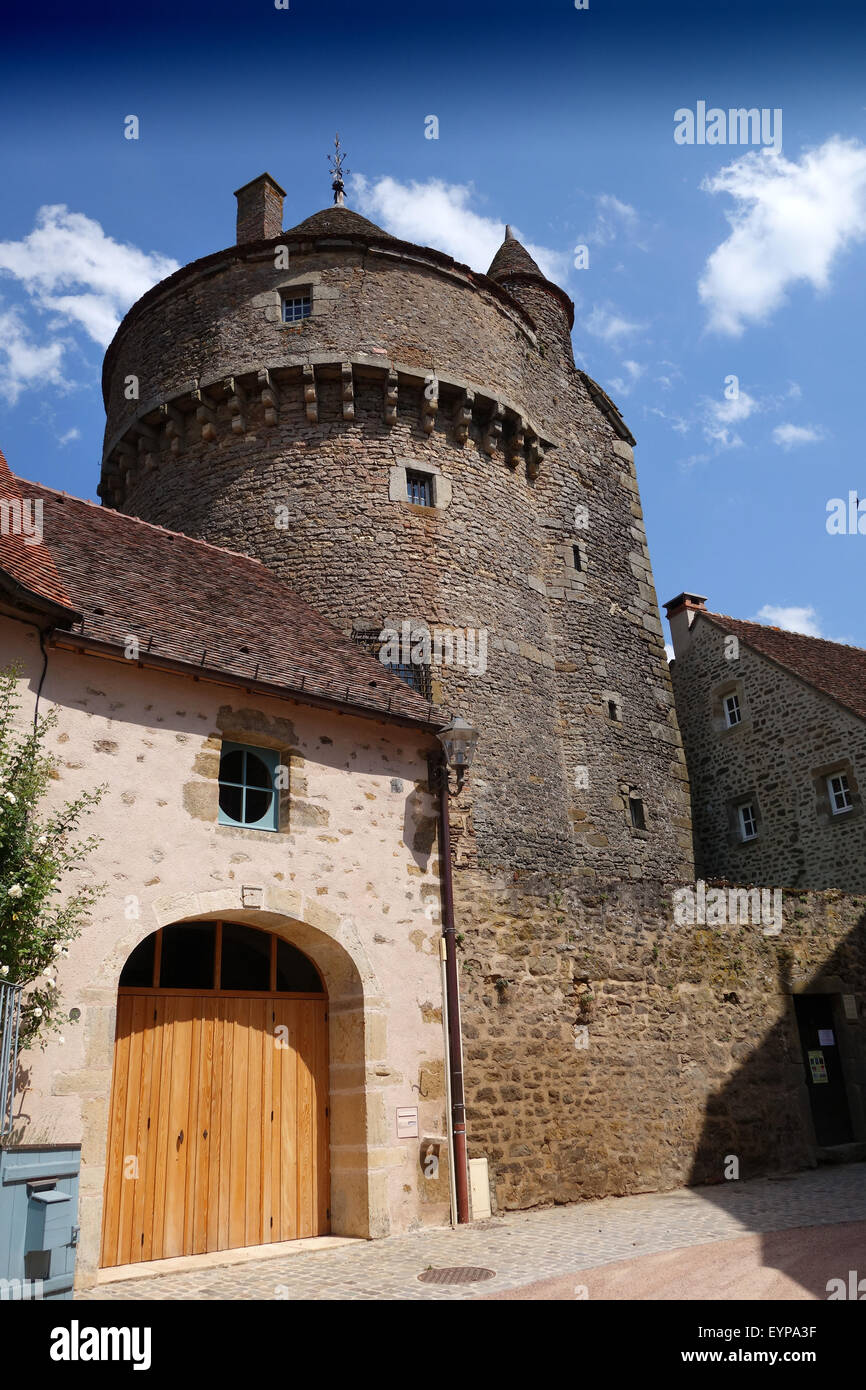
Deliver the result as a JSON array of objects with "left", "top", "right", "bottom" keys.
[{"left": 79, "top": 1163, "right": 866, "bottom": 1301}]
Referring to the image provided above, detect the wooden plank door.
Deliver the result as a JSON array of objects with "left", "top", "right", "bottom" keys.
[{"left": 101, "top": 993, "right": 329, "bottom": 1268}]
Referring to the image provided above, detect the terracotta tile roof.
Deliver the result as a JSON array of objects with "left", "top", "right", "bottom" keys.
[
  {"left": 0, "top": 449, "right": 75, "bottom": 611},
  {"left": 2, "top": 466, "right": 444, "bottom": 728},
  {"left": 701, "top": 611, "right": 866, "bottom": 722}
]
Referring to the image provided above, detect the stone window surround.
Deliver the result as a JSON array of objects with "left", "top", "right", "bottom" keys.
[
  {"left": 388, "top": 458, "right": 453, "bottom": 510},
  {"left": 813, "top": 758, "right": 862, "bottom": 828},
  {"left": 557, "top": 538, "right": 588, "bottom": 582},
  {"left": 256, "top": 269, "right": 339, "bottom": 326},
  {"left": 620, "top": 781, "right": 650, "bottom": 838},
  {"left": 603, "top": 690, "right": 624, "bottom": 725},
  {"left": 212, "top": 728, "right": 295, "bottom": 836},
  {"left": 711, "top": 676, "right": 749, "bottom": 735}
]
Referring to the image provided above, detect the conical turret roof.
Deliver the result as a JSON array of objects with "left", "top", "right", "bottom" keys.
[{"left": 487, "top": 225, "right": 546, "bottom": 282}]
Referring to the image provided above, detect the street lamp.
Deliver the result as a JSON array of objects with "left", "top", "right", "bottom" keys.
[{"left": 436, "top": 716, "right": 479, "bottom": 789}]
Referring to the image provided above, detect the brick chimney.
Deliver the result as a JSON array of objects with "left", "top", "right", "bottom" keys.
[
  {"left": 234, "top": 173, "right": 286, "bottom": 244},
  {"left": 663, "top": 591, "right": 707, "bottom": 659}
]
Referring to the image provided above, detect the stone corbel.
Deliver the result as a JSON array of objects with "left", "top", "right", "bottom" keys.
[
  {"left": 421, "top": 375, "right": 438, "bottom": 435},
  {"left": 341, "top": 362, "right": 354, "bottom": 421},
  {"left": 158, "top": 402, "right": 187, "bottom": 455},
  {"left": 258, "top": 368, "right": 280, "bottom": 426},
  {"left": 131, "top": 421, "right": 159, "bottom": 473},
  {"left": 507, "top": 416, "right": 526, "bottom": 469},
  {"left": 223, "top": 377, "right": 246, "bottom": 435},
  {"left": 384, "top": 369, "right": 398, "bottom": 426},
  {"left": 453, "top": 389, "right": 474, "bottom": 446},
  {"left": 482, "top": 401, "right": 505, "bottom": 456},
  {"left": 193, "top": 389, "right": 218, "bottom": 443},
  {"left": 115, "top": 438, "right": 136, "bottom": 478},
  {"left": 302, "top": 365, "right": 318, "bottom": 424},
  {"left": 526, "top": 434, "right": 542, "bottom": 479}
]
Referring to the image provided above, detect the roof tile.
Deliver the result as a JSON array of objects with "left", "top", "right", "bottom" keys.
[
  {"left": 701, "top": 611, "right": 866, "bottom": 722},
  {"left": 4, "top": 467, "right": 443, "bottom": 727}
]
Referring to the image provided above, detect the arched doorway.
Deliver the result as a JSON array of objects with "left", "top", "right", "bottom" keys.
[{"left": 100, "top": 920, "right": 329, "bottom": 1269}]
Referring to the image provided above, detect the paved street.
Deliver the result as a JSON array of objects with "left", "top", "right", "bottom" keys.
[{"left": 78, "top": 1162, "right": 866, "bottom": 1300}]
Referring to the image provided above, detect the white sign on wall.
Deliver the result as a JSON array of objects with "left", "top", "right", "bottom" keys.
[{"left": 396, "top": 1107, "right": 419, "bottom": 1139}]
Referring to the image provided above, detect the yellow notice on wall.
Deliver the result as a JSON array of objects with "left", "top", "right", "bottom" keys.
[{"left": 808, "top": 1050, "right": 828, "bottom": 1084}]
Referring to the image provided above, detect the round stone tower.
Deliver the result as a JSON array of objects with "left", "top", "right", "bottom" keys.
[{"left": 98, "top": 171, "right": 692, "bottom": 878}]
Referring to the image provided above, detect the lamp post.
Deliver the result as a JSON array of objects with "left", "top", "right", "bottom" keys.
[{"left": 434, "top": 715, "right": 478, "bottom": 1223}]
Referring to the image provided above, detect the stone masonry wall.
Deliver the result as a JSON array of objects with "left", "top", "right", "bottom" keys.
[
  {"left": 98, "top": 229, "right": 692, "bottom": 879},
  {"left": 454, "top": 869, "right": 866, "bottom": 1212},
  {"left": 672, "top": 615, "right": 866, "bottom": 892}
]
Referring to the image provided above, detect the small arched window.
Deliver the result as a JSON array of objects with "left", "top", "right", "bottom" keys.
[{"left": 218, "top": 742, "right": 279, "bottom": 831}]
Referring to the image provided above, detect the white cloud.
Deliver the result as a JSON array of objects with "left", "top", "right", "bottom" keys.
[
  {"left": 584, "top": 304, "right": 646, "bottom": 343},
  {"left": 702, "top": 388, "right": 759, "bottom": 448},
  {"left": 753, "top": 604, "right": 822, "bottom": 636},
  {"left": 699, "top": 138, "right": 866, "bottom": 335},
  {"left": 57, "top": 426, "right": 80, "bottom": 447},
  {"left": 608, "top": 359, "right": 646, "bottom": 396},
  {"left": 0, "top": 204, "right": 179, "bottom": 349},
  {"left": 580, "top": 193, "right": 646, "bottom": 249},
  {"left": 664, "top": 642, "right": 675, "bottom": 663},
  {"left": 0, "top": 306, "right": 68, "bottom": 405},
  {"left": 351, "top": 175, "right": 568, "bottom": 282},
  {"left": 772, "top": 422, "right": 823, "bottom": 449}
]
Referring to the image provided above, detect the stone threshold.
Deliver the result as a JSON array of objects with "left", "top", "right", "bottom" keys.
[{"left": 94, "top": 1234, "right": 363, "bottom": 1286}]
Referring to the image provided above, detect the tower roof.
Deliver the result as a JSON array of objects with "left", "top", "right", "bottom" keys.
[
  {"left": 487, "top": 226, "right": 547, "bottom": 282},
  {"left": 287, "top": 205, "right": 390, "bottom": 239}
]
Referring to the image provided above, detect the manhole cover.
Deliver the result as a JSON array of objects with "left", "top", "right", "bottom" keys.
[{"left": 417, "top": 1266, "right": 496, "bottom": 1285}]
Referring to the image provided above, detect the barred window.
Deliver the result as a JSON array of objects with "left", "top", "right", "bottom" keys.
[
  {"left": 282, "top": 294, "right": 312, "bottom": 323},
  {"left": 406, "top": 470, "right": 433, "bottom": 507}
]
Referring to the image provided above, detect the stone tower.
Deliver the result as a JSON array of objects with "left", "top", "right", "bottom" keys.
[{"left": 98, "top": 171, "right": 692, "bottom": 879}]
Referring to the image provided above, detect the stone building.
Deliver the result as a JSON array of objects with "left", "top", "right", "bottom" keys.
[
  {"left": 2, "top": 167, "right": 865, "bottom": 1292},
  {"left": 666, "top": 592, "right": 866, "bottom": 893},
  {"left": 0, "top": 447, "right": 453, "bottom": 1286},
  {"left": 98, "top": 172, "right": 693, "bottom": 881}
]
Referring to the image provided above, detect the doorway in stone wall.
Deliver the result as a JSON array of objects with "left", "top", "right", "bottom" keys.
[
  {"left": 100, "top": 920, "right": 329, "bottom": 1268},
  {"left": 793, "top": 994, "right": 853, "bottom": 1149}
]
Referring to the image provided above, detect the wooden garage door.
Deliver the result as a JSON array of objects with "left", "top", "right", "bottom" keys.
[{"left": 101, "top": 981, "right": 329, "bottom": 1268}]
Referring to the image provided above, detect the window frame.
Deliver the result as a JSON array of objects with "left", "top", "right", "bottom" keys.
[
  {"left": 738, "top": 802, "right": 758, "bottom": 841},
  {"left": 281, "top": 291, "right": 312, "bottom": 324},
  {"left": 405, "top": 469, "right": 434, "bottom": 507},
  {"left": 218, "top": 740, "right": 280, "bottom": 832},
  {"left": 723, "top": 693, "right": 742, "bottom": 728},
  {"left": 118, "top": 921, "right": 326, "bottom": 996},
  {"left": 827, "top": 772, "right": 853, "bottom": 816}
]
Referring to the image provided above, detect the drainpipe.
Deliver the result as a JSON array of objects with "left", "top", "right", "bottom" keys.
[{"left": 437, "top": 753, "right": 470, "bottom": 1224}]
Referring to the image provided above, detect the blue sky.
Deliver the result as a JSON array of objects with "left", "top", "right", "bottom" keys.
[{"left": 1, "top": 0, "right": 865, "bottom": 648}]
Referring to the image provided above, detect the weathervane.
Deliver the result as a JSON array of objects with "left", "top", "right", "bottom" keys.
[{"left": 328, "top": 133, "right": 349, "bottom": 207}]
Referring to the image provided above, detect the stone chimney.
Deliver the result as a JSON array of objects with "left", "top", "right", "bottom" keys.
[
  {"left": 234, "top": 173, "right": 286, "bottom": 245},
  {"left": 663, "top": 591, "right": 707, "bottom": 659}
]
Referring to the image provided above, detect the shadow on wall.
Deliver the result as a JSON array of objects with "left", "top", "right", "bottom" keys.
[{"left": 688, "top": 912, "right": 866, "bottom": 1299}]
